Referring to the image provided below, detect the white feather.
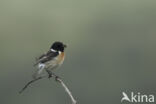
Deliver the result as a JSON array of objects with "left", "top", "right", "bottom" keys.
[{"left": 33, "top": 63, "right": 45, "bottom": 79}]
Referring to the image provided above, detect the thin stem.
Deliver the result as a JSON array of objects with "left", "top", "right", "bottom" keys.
[
  {"left": 19, "top": 75, "right": 46, "bottom": 94},
  {"left": 19, "top": 74, "right": 77, "bottom": 104},
  {"left": 56, "top": 78, "right": 77, "bottom": 104}
]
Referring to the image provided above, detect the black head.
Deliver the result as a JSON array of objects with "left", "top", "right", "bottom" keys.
[{"left": 51, "top": 42, "right": 67, "bottom": 52}]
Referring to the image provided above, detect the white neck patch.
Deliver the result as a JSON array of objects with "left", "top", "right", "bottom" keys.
[
  {"left": 51, "top": 49, "right": 61, "bottom": 54},
  {"left": 58, "top": 51, "right": 61, "bottom": 54},
  {"left": 50, "top": 49, "right": 57, "bottom": 52}
]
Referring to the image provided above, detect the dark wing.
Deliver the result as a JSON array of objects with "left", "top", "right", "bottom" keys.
[{"left": 34, "top": 50, "right": 58, "bottom": 66}]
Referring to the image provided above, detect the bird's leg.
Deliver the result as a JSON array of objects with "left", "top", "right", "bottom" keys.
[
  {"left": 45, "top": 69, "right": 53, "bottom": 78},
  {"left": 53, "top": 73, "right": 61, "bottom": 82},
  {"left": 45, "top": 69, "right": 60, "bottom": 81}
]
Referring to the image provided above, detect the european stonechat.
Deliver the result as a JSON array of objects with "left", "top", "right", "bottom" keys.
[{"left": 33, "top": 41, "right": 67, "bottom": 79}]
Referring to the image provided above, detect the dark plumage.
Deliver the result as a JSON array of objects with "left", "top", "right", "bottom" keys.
[
  {"left": 34, "top": 50, "right": 58, "bottom": 66},
  {"left": 34, "top": 41, "right": 66, "bottom": 66}
]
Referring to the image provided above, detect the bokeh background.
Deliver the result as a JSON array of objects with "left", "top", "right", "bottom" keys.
[{"left": 0, "top": 0, "right": 156, "bottom": 104}]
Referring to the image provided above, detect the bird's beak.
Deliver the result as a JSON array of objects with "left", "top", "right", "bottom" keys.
[{"left": 63, "top": 44, "right": 67, "bottom": 48}]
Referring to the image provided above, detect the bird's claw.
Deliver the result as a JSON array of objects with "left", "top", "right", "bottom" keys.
[
  {"left": 48, "top": 74, "right": 52, "bottom": 78},
  {"left": 55, "top": 76, "right": 60, "bottom": 82}
]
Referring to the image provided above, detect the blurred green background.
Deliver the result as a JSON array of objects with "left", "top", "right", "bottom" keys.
[{"left": 0, "top": 0, "right": 156, "bottom": 104}]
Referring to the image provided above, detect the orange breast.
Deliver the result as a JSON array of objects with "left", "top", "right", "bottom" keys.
[
  {"left": 61, "top": 52, "right": 65, "bottom": 58},
  {"left": 58, "top": 52, "right": 65, "bottom": 65}
]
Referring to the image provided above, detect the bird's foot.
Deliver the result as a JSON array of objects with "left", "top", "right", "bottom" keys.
[
  {"left": 48, "top": 74, "right": 53, "bottom": 78},
  {"left": 55, "top": 75, "right": 60, "bottom": 82}
]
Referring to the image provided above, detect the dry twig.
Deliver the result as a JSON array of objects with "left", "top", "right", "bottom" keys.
[
  {"left": 56, "top": 78, "right": 77, "bottom": 104},
  {"left": 19, "top": 74, "right": 77, "bottom": 104}
]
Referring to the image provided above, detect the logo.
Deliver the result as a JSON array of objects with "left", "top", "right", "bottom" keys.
[{"left": 121, "top": 92, "right": 154, "bottom": 103}]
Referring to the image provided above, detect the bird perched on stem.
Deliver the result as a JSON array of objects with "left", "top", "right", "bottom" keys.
[
  {"left": 33, "top": 41, "right": 67, "bottom": 79},
  {"left": 19, "top": 41, "right": 67, "bottom": 94}
]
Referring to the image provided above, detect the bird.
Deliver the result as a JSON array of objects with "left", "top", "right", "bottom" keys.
[
  {"left": 33, "top": 41, "right": 67, "bottom": 79},
  {"left": 19, "top": 42, "right": 67, "bottom": 94}
]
